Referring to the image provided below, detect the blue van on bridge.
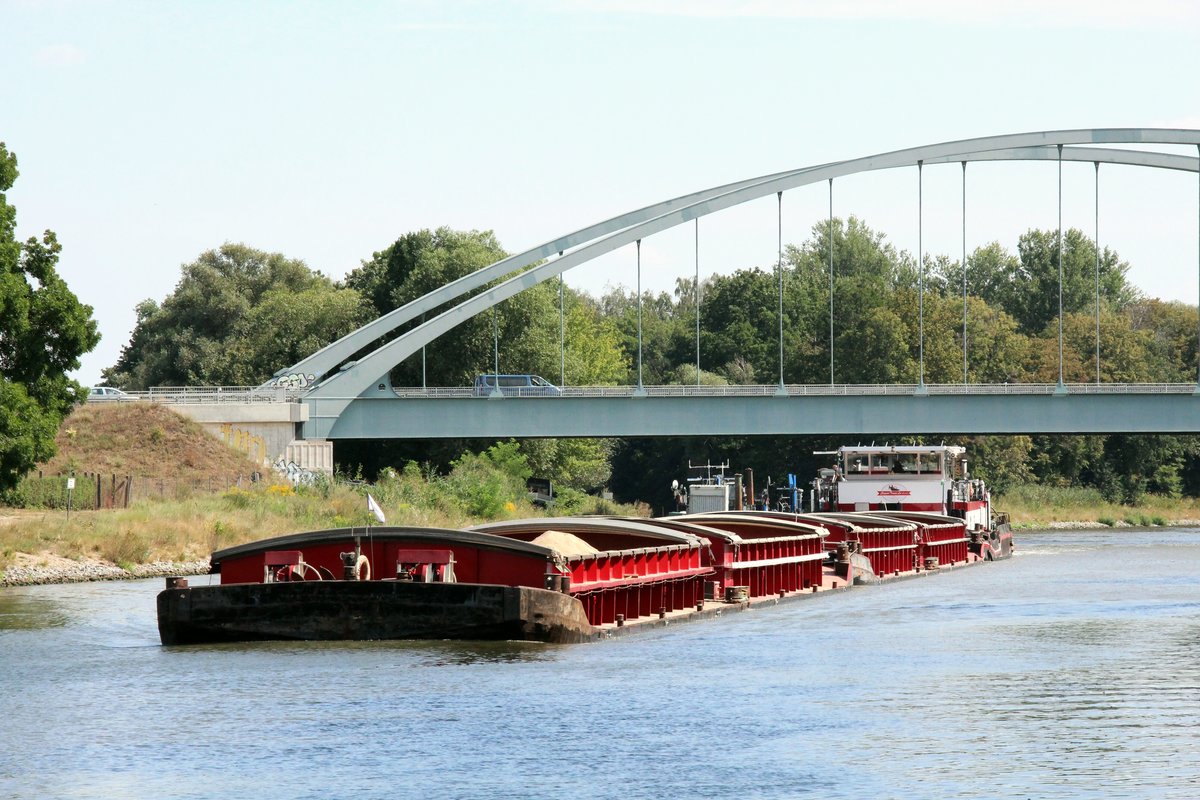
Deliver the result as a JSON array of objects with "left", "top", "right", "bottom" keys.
[{"left": 473, "top": 374, "right": 562, "bottom": 396}]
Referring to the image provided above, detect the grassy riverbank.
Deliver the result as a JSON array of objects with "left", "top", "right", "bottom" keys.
[
  {"left": 995, "top": 484, "right": 1200, "bottom": 529},
  {"left": 5, "top": 478, "right": 1199, "bottom": 583},
  {"left": 0, "top": 471, "right": 642, "bottom": 583}
]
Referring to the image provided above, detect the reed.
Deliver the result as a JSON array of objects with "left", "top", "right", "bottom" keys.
[
  {"left": 0, "top": 475, "right": 645, "bottom": 572},
  {"left": 997, "top": 484, "right": 1200, "bottom": 529}
]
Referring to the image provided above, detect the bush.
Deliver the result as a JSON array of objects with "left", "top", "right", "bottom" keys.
[
  {"left": 101, "top": 531, "right": 148, "bottom": 567},
  {"left": 1097, "top": 516, "right": 1115, "bottom": 527},
  {"left": 443, "top": 443, "right": 532, "bottom": 519}
]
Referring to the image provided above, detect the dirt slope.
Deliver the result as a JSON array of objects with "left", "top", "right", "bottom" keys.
[{"left": 38, "top": 402, "right": 262, "bottom": 482}]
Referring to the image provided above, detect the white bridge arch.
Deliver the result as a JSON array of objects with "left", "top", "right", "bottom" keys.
[{"left": 283, "top": 129, "right": 1200, "bottom": 438}]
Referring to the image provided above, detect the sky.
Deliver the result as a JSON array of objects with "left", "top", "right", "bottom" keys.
[{"left": 4, "top": 0, "right": 1200, "bottom": 384}]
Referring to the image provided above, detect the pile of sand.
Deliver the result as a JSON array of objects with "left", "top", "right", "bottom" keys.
[{"left": 529, "top": 529, "right": 598, "bottom": 557}]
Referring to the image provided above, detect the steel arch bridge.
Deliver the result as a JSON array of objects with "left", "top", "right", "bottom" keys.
[{"left": 276, "top": 128, "right": 1200, "bottom": 440}]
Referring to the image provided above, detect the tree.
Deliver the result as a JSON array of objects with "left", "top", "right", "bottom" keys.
[
  {"left": 105, "top": 244, "right": 362, "bottom": 387},
  {"left": 785, "top": 216, "right": 914, "bottom": 383},
  {"left": 563, "top": 293, "right": 628, "bottom": 385},
  {"left": 0, "top": 142, "right": 100, "bottom": 491},
  {"left": 936, "top": 241, "right": 1022, "bottom": 319},
  {"left": 697, "top": 269, "right": 777, "bottom": 381},
  {"left": 1127, "top": 299, "right": 1197, "bottom": 383},
  {"left": 347, "top": 228, "right": 575, "bottom": 387},
  {"left": 1010, "top": 229, "right": 1139, "bottom": 334},
  {"left": 601, "top": 284, "right": 694, "bottom": 385}
]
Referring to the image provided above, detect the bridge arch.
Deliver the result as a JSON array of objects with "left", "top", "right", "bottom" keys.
[{"left": 296, "top": 129, "right": 1200, "bottom": 404}]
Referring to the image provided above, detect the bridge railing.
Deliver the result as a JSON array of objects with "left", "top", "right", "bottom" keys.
[
  {"left": 117, "top": 386, "right": 308, "bottom": 404},
  {"left": 113, "top": 382, "right": 1200, "bottom": 403},
  {"left": 389, "top": 382, "right": 1200, "bottom": 398}
]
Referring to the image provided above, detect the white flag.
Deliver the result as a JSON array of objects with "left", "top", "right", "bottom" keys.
[{"left": 367, "top": 493, "right": 386, "bottom": 524}]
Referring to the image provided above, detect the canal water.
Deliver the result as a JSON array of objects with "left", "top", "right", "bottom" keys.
[{"left": 1, "top": 530, "right": 1197, "bottom": 799}]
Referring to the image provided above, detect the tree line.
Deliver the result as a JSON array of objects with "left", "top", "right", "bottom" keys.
[
  {"left": 98, "top": 217, "right": 1200, "bottom": 511},
  {"left": 2, "top": 135, "right": 1196, "bottom": 509}
]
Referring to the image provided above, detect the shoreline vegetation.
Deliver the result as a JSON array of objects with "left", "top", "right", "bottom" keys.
[{"left": 4, "top": 481, "right": 1199, "bottom": 588}]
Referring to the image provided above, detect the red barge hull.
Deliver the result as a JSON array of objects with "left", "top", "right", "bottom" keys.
[
  {"left": 158, "top": 580, "right": 593, "bottom": 645},
  {"left": 156, "top": 510, "right": 1010, "bottom": 646}
]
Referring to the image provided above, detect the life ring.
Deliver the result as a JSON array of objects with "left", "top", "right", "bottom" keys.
[{"left": 356, "top": 554, "right": 371, "bottom": 581}]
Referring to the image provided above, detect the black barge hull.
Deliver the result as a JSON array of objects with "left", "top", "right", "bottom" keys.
[{"left": 157, "top": 580, "right": 596, "bottom": 645}]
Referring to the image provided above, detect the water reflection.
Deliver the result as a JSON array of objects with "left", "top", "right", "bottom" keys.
[
  {"left": 2, "top": 533, "right": 1199, "bottom": 799},
  {"left": 0, "top": 591, "right": 67, "bottom": 631},
  {"left": 163, "top": 636, "right": 559, "bottom": 666}
]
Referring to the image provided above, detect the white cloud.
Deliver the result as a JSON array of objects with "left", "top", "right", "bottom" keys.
[{"left": 35, "top": 43, "right": 86, "bottom": 67}]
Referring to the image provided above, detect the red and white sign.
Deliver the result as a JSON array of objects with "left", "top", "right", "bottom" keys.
[{"left": 876, "top": 484, "right": 911, "bottom": 498}]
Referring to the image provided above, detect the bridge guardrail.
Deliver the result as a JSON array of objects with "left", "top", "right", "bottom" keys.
[
  {"left": 119, "top": 386, "right": 308, "bottom": 404},
  {"left": 389, "top": 382, "right": 1200, "bottom": 398},
  {"left": 115, "top": 382, "right": 1200, "bottom": 403}
]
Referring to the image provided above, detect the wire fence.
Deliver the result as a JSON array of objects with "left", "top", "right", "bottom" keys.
[{"left": 10, "top": 472, "right": 266, "bottom": 510}]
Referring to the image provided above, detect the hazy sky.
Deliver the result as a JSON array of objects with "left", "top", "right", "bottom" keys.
[{"left": 4, "top": 0, "right": 1200, "bottom": 383}]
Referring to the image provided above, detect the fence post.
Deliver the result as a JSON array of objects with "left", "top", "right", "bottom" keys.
[{"left": 124, "top": 476, "right": 132, "bottom": 508}]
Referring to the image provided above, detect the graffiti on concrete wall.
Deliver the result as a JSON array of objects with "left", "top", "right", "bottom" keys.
[
  {"left": 274, "top": 456, "right": 320, "bottom": 485},
  {"left": 264, "top": 372, "right": 317, "bottom": 389},
  {"left": 219, "top": 423, "right": 269, "bottom": 464}
]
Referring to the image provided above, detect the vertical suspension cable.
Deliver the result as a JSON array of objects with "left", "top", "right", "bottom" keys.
[
  {"left": 636, "top": 239, "right": 643, "bottom": 390},
  {"left": 777, "top": 191, "right": 784, "bottom": 389},
  {"left": 829, "top": 178, "right": 834, "bottom": 385},
  {"left": 1057, "top": 144, "right": 1064, "bottom": 387},
  {"left": 1095, "top": 163, "right": 1101, "bottom": 384},
  {"left": 559, "top": 264, "right": 565, "bottom": 388},
  {"left": 962, "top": 160, "right": 968, "bottom": 385},
  {"left": 695, "top": 218, "right": 700, "bottom": 385},
  {"left": 492, "top": 306, "right": 499, "bottom": 392},
  {"left": 918, "top": 160, "right": 925, "bottom": 387}
]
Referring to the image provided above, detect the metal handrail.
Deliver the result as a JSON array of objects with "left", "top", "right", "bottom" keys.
[{"left": 115, "top": 382, "right": 1200, "bottom": 404}]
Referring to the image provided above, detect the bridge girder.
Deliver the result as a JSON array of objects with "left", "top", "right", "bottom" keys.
[
  {"left": 307, "top": 393, "right": 1200, "bottom": 440},
  {"left": 291, "top": 129, "right": 1200, "bottom": 424}
]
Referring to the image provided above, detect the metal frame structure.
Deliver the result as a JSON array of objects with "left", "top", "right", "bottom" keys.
[{"left": 274, "top": 129, "right": 1200, "bottom": 438}]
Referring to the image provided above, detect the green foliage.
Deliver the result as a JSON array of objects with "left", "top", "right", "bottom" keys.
[
  {"left": 955, "top": 436, "right": 1033, "bottom": 494},
  {"left": 0, "top": 142, "right": 100, "bottom": 493},
  {"left": 519, "top": 438, "right": 613, "bottom": 492},
  {"left": 104, "top": 244, "right": 365, "bottom": 387},
  {"left": 1097, "top": 516, "right": 1115, "bottom": 527},
  {"left": 563, "top": 293, "right": 628, "bottom": 385},
  {"left": 602, "top": 283, "right": 696, "bottom": 385},
  {"left": 670, "top": 364, "right": 729, "bottom": 386},
  {"left": 347, "top": 228, "right": 591, "bottom": 389}
]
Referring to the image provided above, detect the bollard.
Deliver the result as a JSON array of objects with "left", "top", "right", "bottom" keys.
[
  {"left": 340, "top": 552, "right": 358, "bottom": 581},
  {"left": 615, "top": 614, "right": 625, "bottom": 627},
  {"left": 659, "top": 607, "right": 666, "bottom": 619},
  {"left": 811, "top": 585, "right": 818, "bottom": 593}
]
